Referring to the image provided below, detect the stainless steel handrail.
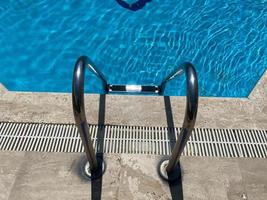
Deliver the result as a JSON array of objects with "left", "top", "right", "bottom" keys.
[
  {"left": 72, "top": 56, "right": 198, "bottom": 181},
  {"left": 159, "top": 62, "right": 198, "bottom": 175},
  {"left": 72, "top": 56, "right": 108, "bottom": 173}
]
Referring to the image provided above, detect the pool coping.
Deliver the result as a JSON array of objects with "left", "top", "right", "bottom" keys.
[{"left": 0, "top": 70, "right": 266, "bottom": 129}]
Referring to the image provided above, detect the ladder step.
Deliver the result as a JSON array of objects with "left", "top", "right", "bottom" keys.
[{"left": 108, "top": 84, "right": 159, "bottom": 94}]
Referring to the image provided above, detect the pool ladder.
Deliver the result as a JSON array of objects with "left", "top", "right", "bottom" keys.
[{"left": 72, "top": 56, "right": 198, "bottom": 182}]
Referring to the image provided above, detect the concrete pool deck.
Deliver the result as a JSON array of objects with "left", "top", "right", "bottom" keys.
[
  {"left": 0, "top": 71, "right": 266, "bottom": 200},
  {"left": 0, "top": 71, "right": 266, "bottom": 129},
  {"left": 1, "top": 152, "right": 267, "bottom": 200}
]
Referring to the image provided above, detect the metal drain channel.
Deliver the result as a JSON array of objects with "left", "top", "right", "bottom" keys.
[{"left": 0, "top": 122, "right": 266, "bottom": 158}]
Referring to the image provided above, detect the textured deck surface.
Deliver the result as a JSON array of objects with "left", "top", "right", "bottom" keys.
[
  {"left": 0, "top": 151, "right": 267, "bottom": 200},
  {"left": 0, "top": 71, "right": 266, "bottom": 130}
]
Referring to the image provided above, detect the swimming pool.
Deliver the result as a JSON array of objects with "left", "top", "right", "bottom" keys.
[{"left": 0, "top": 0, "right": 266, "bottom": 97}]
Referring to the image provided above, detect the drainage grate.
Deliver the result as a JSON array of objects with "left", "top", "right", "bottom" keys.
[{"left": 0, "top": 122, "right": 266, "bottom": 158}]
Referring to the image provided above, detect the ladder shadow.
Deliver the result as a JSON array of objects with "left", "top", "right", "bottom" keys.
[
  {"left": 90, "top": 94, "right": 106, "bottom": 200},
  {"left": 164, "top": 96, "right": 184, "bottom": 200},
  {"left": 115, "top": 0, "right": 152, "bottom": 11},
  {"left": 90, "top": 95, "right": 183, "bottom": 199}
]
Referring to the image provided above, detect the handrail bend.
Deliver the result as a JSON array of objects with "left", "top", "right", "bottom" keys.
[
  {"left": 72, "top": 56, "right": 198, "bottom": 180},
  {"left": 159, "top": 62, "right": 198, "bottom": 173},
  {"left": 72, "top": 56, "right": 108, "bottom": 172}
]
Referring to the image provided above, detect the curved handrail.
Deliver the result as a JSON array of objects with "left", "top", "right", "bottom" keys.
[
  {"left": 72, "top": 56, "right": 108, "bottom": 171},
  {"left": 72, "top": 56, "right": 198, "bottom": 177},
  {"left": 159, "top": 62, "right": 198, "bottom": 172}
]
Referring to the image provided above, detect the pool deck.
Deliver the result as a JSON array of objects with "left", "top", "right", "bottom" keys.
[
  {"left": 0, "top": 71, "right": 266, "bottom": 129},
  {"left": 1, "top": 152, "right": 267, "bottom": 200},
  {"left": 0, "top": 71, "right": 266, "bottom": 200}
]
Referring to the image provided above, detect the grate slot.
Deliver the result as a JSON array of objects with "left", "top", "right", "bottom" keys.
[{"left": 0, "top": 122, "right": 266, "bottom": 158}]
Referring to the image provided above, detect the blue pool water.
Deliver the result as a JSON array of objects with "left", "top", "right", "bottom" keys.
[{"left": 0, "top": 0, "right": 266, "bottom": 97}]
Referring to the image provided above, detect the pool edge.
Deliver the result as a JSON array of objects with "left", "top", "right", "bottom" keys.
[{"left": 0, "top": 71, "right": 266, "bottom": 129}]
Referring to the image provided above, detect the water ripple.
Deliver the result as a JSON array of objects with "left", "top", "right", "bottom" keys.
[{"left": 0, "top": 0, "right": 266, "bottom": 97}]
